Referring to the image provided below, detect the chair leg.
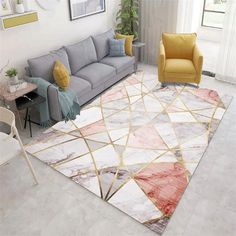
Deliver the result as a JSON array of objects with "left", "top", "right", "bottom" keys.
[
  {"left": 16, "top": 110, "right": 23, "bottom": 130},
  {"left": 14, "top": 127, "right": 38, "bottom": 185},
  {"left": 22, "top": 149, "right": 38, "bottom": 185}
]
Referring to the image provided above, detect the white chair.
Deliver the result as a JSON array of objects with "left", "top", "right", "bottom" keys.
[{"left": 0, "top": 107, "right": 38, "bottom": 184}]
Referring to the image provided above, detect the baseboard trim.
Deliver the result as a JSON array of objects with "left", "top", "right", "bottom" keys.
[{"left": 202, "top": 70, "right": 215, "bottom": 77}]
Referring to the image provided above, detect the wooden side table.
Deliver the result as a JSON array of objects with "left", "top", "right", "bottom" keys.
[
  {"left": 0, "top": 82, "right": 38, "bottom": 129},
  {"left": 133, "top": 41, "right": 146, "bottom": 71}
]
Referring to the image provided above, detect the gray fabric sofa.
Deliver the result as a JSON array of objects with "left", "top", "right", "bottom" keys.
[{"left": 26, "top": 29, "right": 136, "bottom": 121}]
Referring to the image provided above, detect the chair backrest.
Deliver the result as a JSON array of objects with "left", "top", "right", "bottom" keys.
[
  {"left": 0, "top": 107, "right": 15, "bottom": 128},
  {"left": 162, "top": 33, "right": 197, "bottom": 60}
]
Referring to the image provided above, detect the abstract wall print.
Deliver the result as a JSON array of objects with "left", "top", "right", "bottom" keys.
[
  {"left": 0, "top": 0, "right": 12, "bottom": 16},
  {"left": 69, "top": 0, "right": 105, "bottom": 21}
]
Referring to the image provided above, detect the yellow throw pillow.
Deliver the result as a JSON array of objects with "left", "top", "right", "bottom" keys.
[
  {"left": 53, "top": 61, "right": 70, "bottom": 90},
  {"left": 115, "top": 33, "right": 134, "bottom": 56}
]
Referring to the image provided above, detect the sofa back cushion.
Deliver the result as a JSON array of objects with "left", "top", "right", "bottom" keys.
[
  {"left": 65, "top": 37, "right": 97, "bottom": 74},
  {"left": 28, "top": 48, "right": 71, "bottom": 82},
  {"left": 162, "top": 33, "right": 197, "bottom": 60},
  {"left": 92, "top": 29, "right": 115, "bottom": 61}
]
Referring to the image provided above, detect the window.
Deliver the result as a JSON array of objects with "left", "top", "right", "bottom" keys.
[{"left": 202, "top": 0, "right": 227, "bottom": 29}]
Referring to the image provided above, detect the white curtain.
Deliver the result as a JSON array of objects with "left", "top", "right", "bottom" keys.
[
  {"left": 139, "top": 0, "right": 178, "bottom": 64},
  {"left": 176, "top": 0, "right": 203, "bottom": 33},
  {"left": 216, "top": 0, "right": 236, "bottom": 84},
  {"left": 139, "top": 0, "right": 200, "bottom": 64},
  {"left": 176, "top": 0, "right": 194, "bottom": 33}
]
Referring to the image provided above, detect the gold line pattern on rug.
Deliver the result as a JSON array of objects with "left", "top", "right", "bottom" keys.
[{"left": 26, "top": 71, "right": 232, "bottom": 235}]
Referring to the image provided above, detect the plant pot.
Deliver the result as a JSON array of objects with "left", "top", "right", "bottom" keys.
[
  {"left": 15, "top": 4, "right": 25, "bottom": 14},
  {"left": 11, "top": 75, "right": 19, "bottom": 84},
  {"left": 24, "top": 0, "right": 31, "bottom": 12}
]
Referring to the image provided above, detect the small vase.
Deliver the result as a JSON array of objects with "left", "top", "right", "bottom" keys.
[
  {"left": 24, "top": 0, "right": 31, "bottom": 12},
  {"left": 11, "top": 75, "right": 19, "bottom": 84},
  {"left": 15, "top": 4, "right": 25, "bottom": 14}
]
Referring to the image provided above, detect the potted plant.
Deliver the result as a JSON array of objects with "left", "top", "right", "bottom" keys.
[
  {"left": 116, "top": 0, "right": 139, "bottom": 40},
  {"left": 15, "top": 0, "right": 25, "bottom": 14},
  {"left": 5, "top": 68, "right": 19, "bottom": 84}
]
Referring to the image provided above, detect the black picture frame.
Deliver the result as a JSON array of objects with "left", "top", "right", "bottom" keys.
[{"left": 69, "top": 0, "right": 106, "bottom": 21}]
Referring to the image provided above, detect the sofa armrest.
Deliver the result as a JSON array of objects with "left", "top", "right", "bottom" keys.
[
  {"left": 48, "top": 85, "right": 63, "bottom": 122},
  {"left": 193, "top": 45, "right": 203, "bottom": 75},
  {"left": 24, "top": 76, "right": 62, "bottom": 122},
  {"left": 158, "top": 41, "right": 166, "bottom": 82}
]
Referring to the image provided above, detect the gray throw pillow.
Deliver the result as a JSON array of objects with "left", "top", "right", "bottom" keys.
[{"left": 109, "top": 38, "right": 126, "bottom": 57}]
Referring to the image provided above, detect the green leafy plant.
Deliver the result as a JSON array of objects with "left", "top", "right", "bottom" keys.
[
  {"left": 16, "top": 0, "right": 23, "bottom": 4},
  {"left": 5, "top": 68, "right": 18, "bottom": 78},
  {"left": 116, "top": 0, "right": 139, "bottom": 39}
]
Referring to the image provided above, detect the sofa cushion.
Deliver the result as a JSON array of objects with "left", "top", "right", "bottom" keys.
[
  {"left": 65, "top": 37, "right": 97, "bottom": 74},
  {"left": 162, "top": 33, "right": 196, "bottom": 60},
  {"left": 28, "top": 48, "right": 71, "bottom": 82},
  {"left": 100, "top": 56, "right": 135, "bottom": 73},
  {"left": 76, "top": 63, "right": 116, "bottom": 89},
  {"left": 69, "top": 76, "right": 92, "bottom": 98},
  {"left": 92, "top": 29, "right": 115, "bottom": 61},
  {"left": 165, "top": 59, "right": 196, "bottom": 75}
]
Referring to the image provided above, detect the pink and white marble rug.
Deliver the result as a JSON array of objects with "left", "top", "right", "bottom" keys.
[{"left": 26, "top": 72, "right": 232, "bottom": 235}]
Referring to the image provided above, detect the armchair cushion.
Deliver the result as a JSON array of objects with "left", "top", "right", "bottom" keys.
[
  {"left": 165, "top": 59, "right": 196, "bottom": 74},
  {"left": 162, "top": 33, "right": 197, "bottom": 60}
]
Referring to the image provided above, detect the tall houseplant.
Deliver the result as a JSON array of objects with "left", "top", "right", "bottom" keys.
[{"left": 116, "top": 0, "right": 139, "bottom": 39}]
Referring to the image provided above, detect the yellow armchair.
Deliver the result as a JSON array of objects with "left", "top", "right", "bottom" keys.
[{"left": 158, "top": 33, "right": 203, "bottom": 85}]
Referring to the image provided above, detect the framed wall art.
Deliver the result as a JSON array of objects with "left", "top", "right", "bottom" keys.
[{"left": 69, "top": 0, "right": 106, "bottom": 21}]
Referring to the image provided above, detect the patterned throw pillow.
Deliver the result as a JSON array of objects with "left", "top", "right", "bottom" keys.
[
  {"left": 109, "top": 38, "right": 126, "bottom": 57},
  {"left": 115, "top": 33, "right": 134, "bottom": 56}
]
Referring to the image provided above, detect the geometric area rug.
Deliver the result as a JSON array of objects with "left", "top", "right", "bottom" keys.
[{"left": 26, "top": 72, "right": 232, "bottom": 235}]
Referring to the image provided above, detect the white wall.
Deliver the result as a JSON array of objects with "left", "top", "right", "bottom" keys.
[
  {"left": 197, "top": 27, "right": 222, "bottom": 42},
  {"left": 0, "top": 0, "right": 120, "bottom": 76}
]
